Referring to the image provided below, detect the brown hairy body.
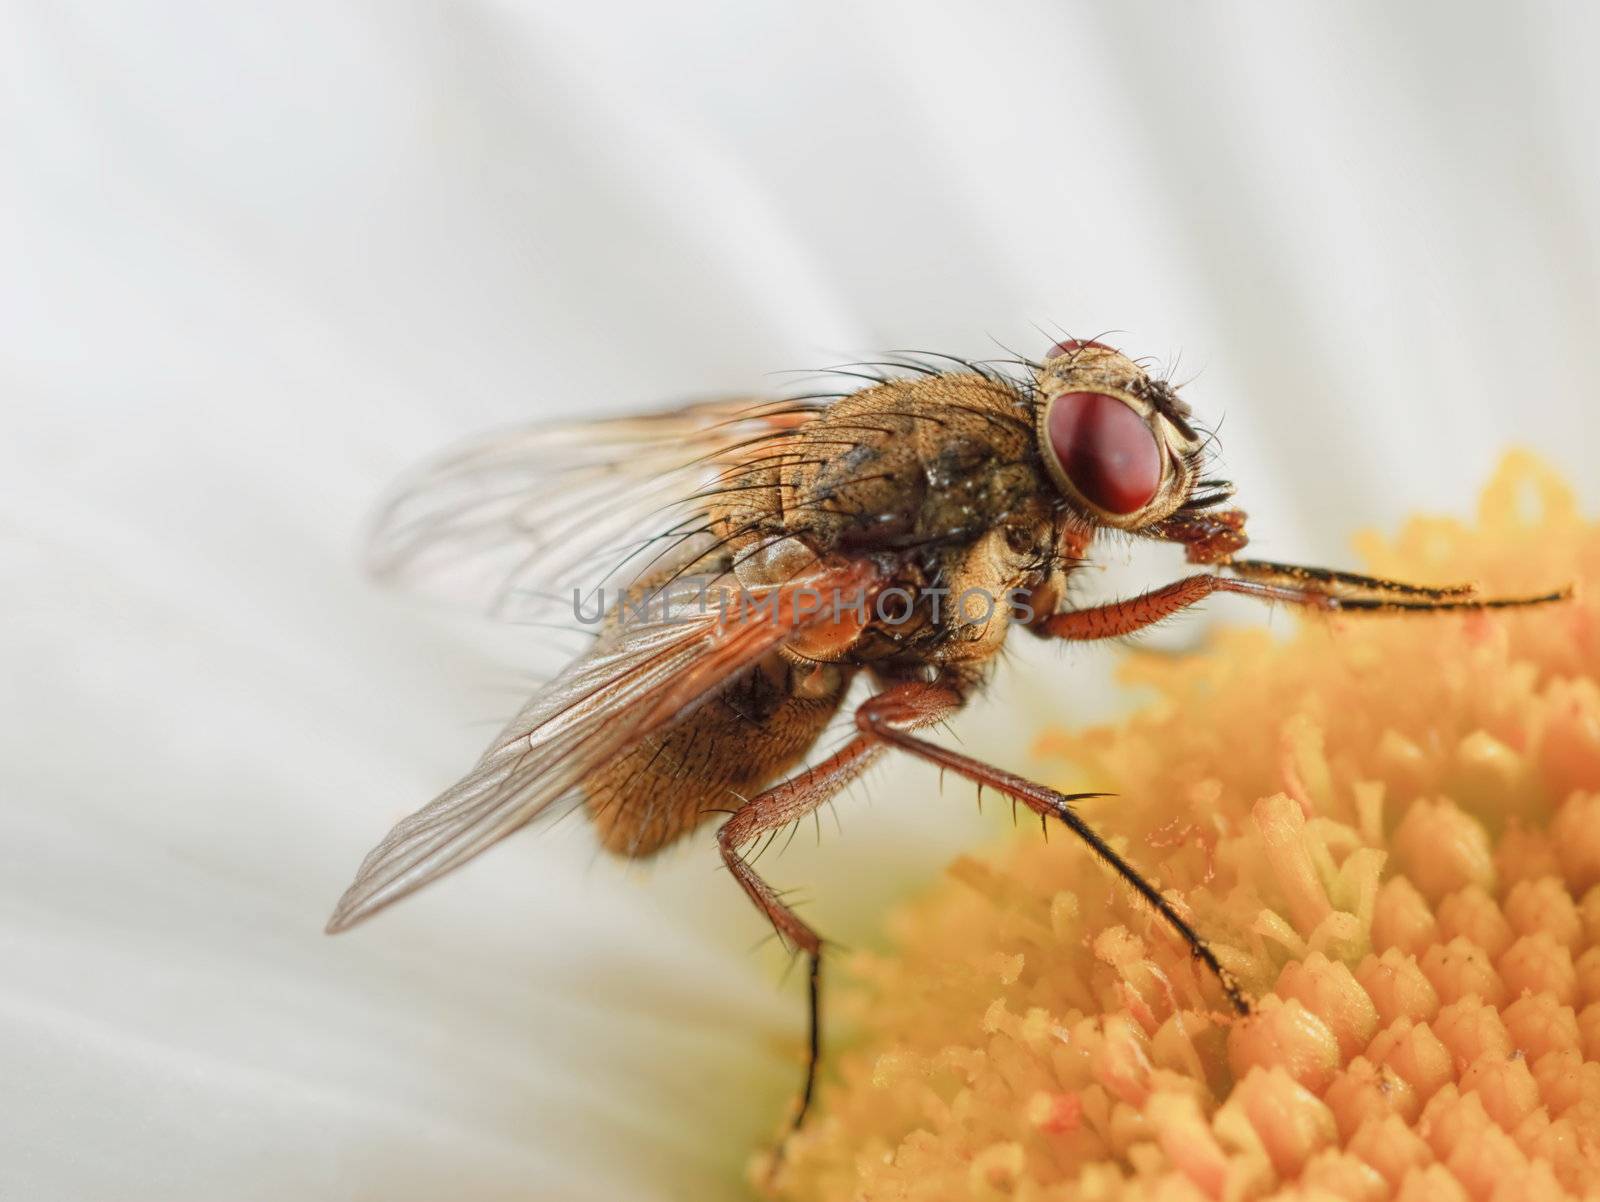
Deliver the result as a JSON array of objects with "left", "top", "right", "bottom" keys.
[{"left": 587, "top": 372, "right": 1057, "bottom": 855}]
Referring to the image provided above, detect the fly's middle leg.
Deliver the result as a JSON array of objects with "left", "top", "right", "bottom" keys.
[{"left": 854, "top": 680, "right": 1253, "bottom": 1017}]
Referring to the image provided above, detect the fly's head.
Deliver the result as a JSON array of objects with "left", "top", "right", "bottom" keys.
[{"left": 1033, "top": 339, "right": 1228, "bottom": 534}]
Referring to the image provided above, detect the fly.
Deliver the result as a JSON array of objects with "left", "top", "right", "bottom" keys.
[{"left": 327, "top": 338, "right": 1569, "bottom": 1149}]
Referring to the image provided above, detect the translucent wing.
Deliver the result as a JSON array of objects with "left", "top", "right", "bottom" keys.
[
  {"left": 326, "top": 558, "right": 882, "bottom": 932},
  {"left": 368, "top": 398, "right": 826, "bottom": 620}
]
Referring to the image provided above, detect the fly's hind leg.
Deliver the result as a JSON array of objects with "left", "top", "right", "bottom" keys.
[
  {"left": 727, "top": 668, "right": 1265, "bottom": 1154},
  {"left": 717, "top": 739, "right": 887, "bottom": 1144},
  {"left": 717, "top": 686, "right": 962, "bottom": 1148}
]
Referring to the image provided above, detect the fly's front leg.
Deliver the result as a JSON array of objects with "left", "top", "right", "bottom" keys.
[
  {"left": 1029, "top": 573, "right": 1298, "bottom": 640},
  {"left": 853, "top": 681, "right": 1252, "bottom": 1015},
  {"left": 1220, "top": 558, "right": 1574, "bottom": 609},
  {"left": 1145, "top": 510, "right": 1569, "bottom": 610},
  {"left": 1026, "top": 569, "right": 1417, "bottom": 641},
  {"left": 1031, "top": 566, "right": 1570, "bottom": 642}
]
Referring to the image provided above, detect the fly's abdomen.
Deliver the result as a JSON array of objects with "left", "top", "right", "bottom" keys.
[{"left": 582, "top": 654, "right": 852, "bottom": 857}]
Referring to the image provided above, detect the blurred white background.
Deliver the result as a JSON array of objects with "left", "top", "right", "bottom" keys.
[{"left": 3, "top": 3, "right": 1597, "bottom": 1200}]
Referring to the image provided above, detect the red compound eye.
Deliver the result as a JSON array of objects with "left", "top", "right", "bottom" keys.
[
  {"left": 1044, "top": 391, "right": 1162, "bottom": 515},
  {"left": 1045, "top": 338, "right": 1114, "bottom": 359}
]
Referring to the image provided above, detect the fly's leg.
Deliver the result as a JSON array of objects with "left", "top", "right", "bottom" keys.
[
  {"left": 1225, "top": 558, "right": 1478, "bottom": 599},
  {"left": 731, "top": 669, "right": 1273, "bottom": 1150},
  {"left": 1150, "top": 509, "right": 1569, "bottom": 607},
  {"left": 717, "top": 693, "right": 955, "bottom": 1146},
  {"left": 718, "top": 741, "right": 879, "bottom": 1139},
  {"left": 853, "top": 682, "right": 1252, "bottom": 1016},
  {"left": 1032, "top": 574, "right": 1309, "bottom": 639},
  {"left": 1012, "top": 566, "right": 1567, "bottom": 1003},
  {"left": 1222, "top": 559, "right": 1568, "bottom": 609},
  {"left": 1031, "top": 569, "right": 1569, "bottom": 641}
]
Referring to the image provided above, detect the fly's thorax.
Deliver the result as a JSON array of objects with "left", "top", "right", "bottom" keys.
[
  {"left": 732, "top": 535, "right": 817, "bottom": 590},
  {"left": 873, "top": 524, "right": 1047, "bottom": 665},
  {"left": 778, "top": 374, "right": 1047, "bottom": 558},
  {"left": 712, "top": 373, "right": 1065, "bottom": 669}
]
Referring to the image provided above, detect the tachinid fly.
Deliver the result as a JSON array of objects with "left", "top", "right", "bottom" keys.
[{"left": 328, "top": 338, "right": 1569, "bottom": 1150}]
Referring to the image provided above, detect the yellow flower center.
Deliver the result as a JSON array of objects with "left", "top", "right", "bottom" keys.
[{"left": 766, "top": 453, "right": 1600, "bottom": 1200}]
